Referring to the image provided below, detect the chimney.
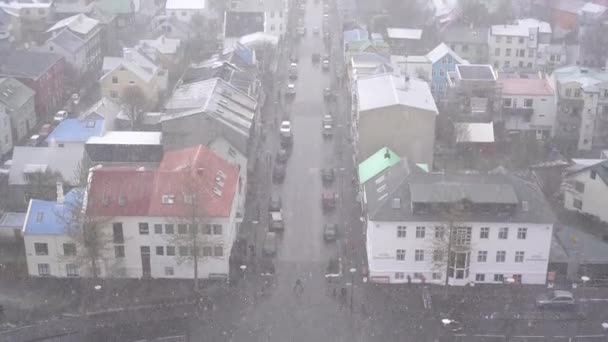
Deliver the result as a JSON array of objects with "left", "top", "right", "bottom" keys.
[{"left": 56, "top": 181, "right": 64, "bottom": 204}]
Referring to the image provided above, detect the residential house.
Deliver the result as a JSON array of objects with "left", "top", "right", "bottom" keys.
[
  {"left": 533, "top": 0, "right": 585, "bottom": 39},
  {"left": 22, "top": 187, "right": 84, "bottom": 277},
  {"left": 390, "top": 55, "right": 432, "bottom": 82},
  {"left": 343, "top": 28, "right": 369, "bottom": 53},
  {"left": 85, "top": 131, "right": 164, "bottom": 166},
  {"left": 8, "top": 144, "right": 85, "bottom": 209},
  {"left": 442, "top": 25, "right": 488, "bottom": 64},
  {"left": 0, "top": 1, "right": 53, "bottom": 24},
  {"left": 344, "top": 39, "right": 390, "bottom": 64},
  {"left": 488, "top": 19, "right": 552, "bottom": 71},
  {"left": 385, "top": 28, "right": 423, "bottom": 55},
  {"left": 454, "top": 121, "right": 496, "bottom": 159},
  {"left": 182, "top": 60, "right": 260, "bottom": 98},
  {"left": 550, "top": 223, "right": 608, "bottom": 281},
  {"left": 95, "top": 0, "right": 136, "bottom": 28},
  {"left": 52, "top": 0, "right": 96, "bottom": 19},
  {"left": 101, "top": 47, "right": 168, "bottom": 106},
  {"left": 208, "top": 136, "right": 247, "bottom": 218},
  {"left": 498, "top": 73, "right": 557, "bottom": 140},
  {"left": 38, "top": 29, "right": 87, "bottom": 77},
  {"left": 0, "top": 77, "right": 36, "bottom": 142},
  {"left": 549, "top": 66, "right": 608, "bottom": 153},
  {"left": 165, "top": 0, "right": 207, "bottom": 22},
  {"left": 228, "top": 0, "right": 288, "bottom": 39},
  {"left": 354, "top": 73, "right": 437, "bottom": 166},
  {"left": 223, "top": 11, "right": 264, "bottom": 47},
  {"left": 0, "top": 7, "right": 21, "bottom": 45},
  {"left": 80, "top": 144, "right": 242, "bottom": 279},
  {"left": 0, "top": 105, "right": 12, "bottom": 155},
  {"left": 337, "top": 0, "right": 357, "bottom": 19},
  {"left": 46, "top": 14, "right": 102, "bottom": 75},
  {"left": 446, "top": 64, "right": 500, "bottom": 122},
  {"left": 562, "top": 159, "right": 608, "bottom": 224},
  {"left": 137, "top": 35, "right": 183, "bottom": 71},
  {"left": 152, "top": 16, "right": 195, "bottom": 41},
  {"left": 364, "top": 167, "right": 555, "bottom": 285},
  {"left": 426, "top": 42, "right": 467, "bottom": 101},
  {"left": 161, "top": 78, "right": 257, "bottom": 156},
  {"left": 0, "top": 50, "right": 65, "bottom": 120},
  {"left": 79, "top": 97, "right": 123, "bottom": 131},
  {"left": 0, "top": 212, "right": 25, "bottom": 242},
  {"left": 45, "top": 117, "right": 105, "bottom": 147},
  {"left": 357, "top": 146, "right": 401, "bottom": 185},
  {"left": 348, "top": 53, "right": 393, "bottom": 84}
]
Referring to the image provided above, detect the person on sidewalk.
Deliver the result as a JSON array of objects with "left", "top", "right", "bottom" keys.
[{"left": 293, "top": 278, "right": 304, "bottom": 296}]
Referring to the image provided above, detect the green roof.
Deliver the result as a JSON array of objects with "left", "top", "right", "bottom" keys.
[
  {"left": 95, "top": 0, "right": 134, "bottom": 15},
  {"left": 358, "top": 147, "right": 401, "bottom": 184}
]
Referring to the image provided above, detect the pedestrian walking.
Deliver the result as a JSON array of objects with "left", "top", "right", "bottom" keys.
[{"left": 293, "top": 278, "right": 304, "bottom": 296}]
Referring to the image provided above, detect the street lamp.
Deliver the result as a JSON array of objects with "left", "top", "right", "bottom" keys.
[
  {"left": 349, "top": 268, "right": 356, "bottom": 313},
  {"left": 240, "top": 264, "right": 247, "bottom": 280}
]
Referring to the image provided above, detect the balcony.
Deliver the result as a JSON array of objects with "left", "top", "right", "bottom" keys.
[{"left": 502, "top": 107, "right": 534, "bottom": 116}]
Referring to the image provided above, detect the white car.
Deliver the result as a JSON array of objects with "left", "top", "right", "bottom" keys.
[
  {"left": 286, "top": 83, "right": 296, "bottom": 95},
  {"left": 53, "top": 110, "right": 68, "bottom": 123},
  {"left": 280, "top": 120, "right": 292, "bottom": 135}
]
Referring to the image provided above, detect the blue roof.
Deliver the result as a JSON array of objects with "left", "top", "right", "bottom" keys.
[
  {"left": 343, "top": 29, "right": 369, "bottom": 44},
  {"left": 23, "top": 189, "right": 83, "bottom": 235},
  {"left": 46, "top": 118, "right": 105, "bottom": 143}
]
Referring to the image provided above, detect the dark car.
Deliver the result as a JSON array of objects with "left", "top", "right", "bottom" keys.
[
  {"left": 277, "top": 148, "right": 289, "bottom": 163},
  {"left": 273, "top": 164, "right": 286, "bottom": 183},
  {"left": 321, "top": 168, "right": 335, "bottom": 184},
  {"left": 269, "top": 194, "right": 282, "bottom": 211},
  {"left": 323, "top": 224, "right": 338, "bottom": 242},
  {"left": 280, "top": 132, "right": 293, "bottom": 148},
  {"left": 536, "top": 290, "right": 576, "bottom": 309},
  {"left": 322, "top": 191, "right": 336, "bottom": 211},
  {"left": 323, "top": 87, "right": 332, "bottom": 100}
]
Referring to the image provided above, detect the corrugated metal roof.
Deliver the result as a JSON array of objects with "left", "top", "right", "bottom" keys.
[
  {"left": 358, "top": 147, "right": 401, "bottom": 184},
  {"left": 356, "top": 73, "right": 438, "bottom": 113},
  {"left": 47, "top": 14, "right": 99, "bottom": 35}
]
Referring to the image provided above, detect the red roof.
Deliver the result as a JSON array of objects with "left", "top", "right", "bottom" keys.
[
  {"left": 498, "top": 77, "right": 554, "bottom": 96},
  {"left": 86, "top": 145, "right": 239, "bottom": 218}
]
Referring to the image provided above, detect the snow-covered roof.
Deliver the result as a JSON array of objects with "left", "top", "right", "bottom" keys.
[
  {"left": 47, "top": 14, "right": 99, "bottom": 35},
  {"left": 102, "top": 47, "right": 160, "bottom": 83},
  {"left": 139, "top": 35, "right": 181, "bottom": 55},
  {"left": 491, "top": 18, "right": 551, "bottom": 36},
  {"left": 86, "top": 131, "right": 162, "bottom": 145},
  {"left": 386, "top": 27, "right": 422, "bottom": 40},
  {"left": 517, "top": 18, "right": 552, "bottom": 34},
  {"left": 165, "top": 0, "right": 205, "bottom": 10},
  {"left": 580, "top": 2, "right": 607, "bottom": 14},
  {"left": 426, "top": 42, "right": 466, "bottom": 64},
  {"left": 455, "top": 122, "right": 495, "bottom": 143},
  {"left": 239, "top": 32, "right": 279, "bottom": 47},
  {"left": 356, "top": 73, "right": 438, "bottom": 113}
]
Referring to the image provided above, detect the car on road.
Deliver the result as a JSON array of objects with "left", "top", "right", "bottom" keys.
[
  {"left": 536, "top": 290, "right": 576, "bottom": 309},
  {"left": 313, "top": 26, "right": 320, "bottom": 35},
  {"left": 289, "top": 63, "right": 298, "bottom": 79},
  {"left": 53, "top": 110, "right": 68, "bottom": 124},
  {"left": 296, "top": 26, "right": 306, "bottom": 36},
  {"left": 269, "top": 211, "right": 284, "bottom": 232},
  {"left": 277, "top": 147, "right": 290, "bottom": 163},
  {"left": 322, "top": 114, "right": 333, "bottom": 127},
  {"left": 322, "top": 59, "right": 330, "bottom": 70},
  {"left": 323, "top": 87, "right": 333, "bottom": 100},
  {"left": 280, "top": 131, "right": 293, "bottom": 147},
  {"left": 273, "top": 164, "right": 286, "bottom": 183},
  {"left": 269, "top": 194, "right": 282, "bottom": 212},
  {"left": 323, "top": 224, "right": 338, "bottom": 242},
  {"left": 286, "top": 83, "right": 296, "bottom": 96},
  {"left": 27, "top": 134, "right": 42, "bottom": 146},
  {"left": 322, "top": 191, "right": 336, "bottom": 211},
  {"left": 280, "top": 120, "right": 291, "bottom": 135},
  {"left": 290, "top": 54, "right": 298, "bottom": 63},
  {"left": 322, "top": 123, "right": 333, "bottom": 138},
  {"left": 321, "top": 167, "right": 335, "bottom": 184},
  {"left": 263, "top": 231, "right": 277, "bottom": 256}
]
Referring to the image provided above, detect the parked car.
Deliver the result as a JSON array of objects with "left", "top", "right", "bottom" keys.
[
  {"left": 286, "top": 83, "right": 296, "bottom": 96},
  {"left": 38, "top": 124, "right": 53, "bottom": 139},
  {"left": 323, "top": 223, "right": 338, "bottom": 241},
  {"left": 27, "top": 134, "right": 41, "bottom": 146},
  {"left": 280, "top": 120, "right": 292, "bottom": 136},
  {"left": 322, "top": 114, "right": 333, "bottom": 127},
  {"left": 536, "top": 290, "right": 576, "bottom": 309},
  {"left": 273, "top": 164, "right": 286, "bottom": 183},
  {"left": 269, "top": 194, "right": 282, "bottom": 211},
  {"left": 322, "top": 191, "right": 336, "bottom": 211},
  {"left": 53, "top": 110, "right": 68, "bottom": 124},
  {"left": 269, "top": 211, "right": 284, "bottom": 232},
  {"left": 322, "top": 59, "right": 330, "bottom": 70},
  {"left": 277, "top": 148, "right": 289, "bottom": 163},
  {"left": 321, "top": 168, "right": 335, "bottom": 184},
  {"left": 280, "top": 131, "right": 293, "bottom": 147},
  {"left": 289, "top": 63, "right": 298, "bottom": 79},
  {"left": 322, "top": 124, "right": 333, "bottom": 138},
  {"left": 263, "top": 231, "right": 278, "bottom": 256}
]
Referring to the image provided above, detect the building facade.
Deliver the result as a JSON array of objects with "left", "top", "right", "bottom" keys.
[
  {"left": 0, "top": 77, "right": 36, "bottom": 142},
  {"left": 488, "top": 19, "right": 551, "bottom": 71},
  {"left": 563, "top": 160, "right": 608, "bottom": 223}
]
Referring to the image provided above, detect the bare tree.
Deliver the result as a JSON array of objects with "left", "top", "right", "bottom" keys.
[
  {"left": 581, "top": 22, "right": 608, "bottom": 67},
  {"left": 24, "top": 169, "right": 64, "bottom": 202},
  {"left": 168, "top": 163, "right": 223, "bottom": 291},
  {"left": 120, "top": 85, "right": 150, "bottom": 130}
]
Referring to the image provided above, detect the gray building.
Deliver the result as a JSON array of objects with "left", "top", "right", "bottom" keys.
[
  {"left": 442, "top": 25, "right": 489, "bottom": 64},
  {"left": 0, "top": 77, "right": 36, "bottom": 143}
]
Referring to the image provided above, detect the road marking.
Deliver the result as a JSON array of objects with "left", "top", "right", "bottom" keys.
[
  {"left": 515, "top": 336, "right": 544, "bottom": 338},
  {"left": 580, "top": 298, "right": 608, "bottom": 302},
  {"left": 473, "top": 334, "right": 505, "bottom": 338},
  {"left": 576, "top": 335, "right": 605, "bottom": 338}
]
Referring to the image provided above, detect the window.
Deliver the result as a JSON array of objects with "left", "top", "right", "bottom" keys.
[
  {"left": 34, "top": 243, "right": 48, "bottom": 256},
  {"left": 154, "top": 224, "right": 163, "bottom": 234},
  {"left": 156, "top": 246, "right": 164, "bottom": 255},
  {"left": 477, "top": 251, "right": 488, "bottom": 262},
  {"left": 573, "top": 199, "right": 583, "bottom": 209},
  {"left": 503, "top": 98, "right": 512, "bottom": 107},
  {"left": 38, "top": 263, "right": 50, "bottom": 276},
  {"left": 115, "top": 245, "right": 125, "bottom": 258},
  {"left": 517, "top": 227, "right": 527, "bottom": 240},
  {"left": 435, "top": 226, "right": 445, "bottom": 238},
  {"left": 416, "top": 226, "right": 425, "bottom": 238},
  {"left": 475, "top": 273, "right": 485, "bottom": 282},
  {"left": 494, "top": 48, "right": 500, "bottom": 56},
  {"left": 139, "top": 223, "right": 149, "bottom": 235},
  {"left": 506, "top": 36, "right": 512, "bottom": 44},
  {"left": 63, "top": 243, "right": 76, "bottom": 256},
  {"left": 506, "top": 48, "right": 511, "bottom": 56},
  {"left": 178, "top": 224, "right": 188, "bottom": 234},
  {"left": 518, "top": 37, "right": 524, "bottom": 44},
  {"left": 395, "top": 272, "right": 405, "bottom": 280},
  {"left": 415, "top": 249, "right": 424, "bottom": 261},
  {"left": 66, "top": 264, "right": 79, "bottom": 277},
  {"left": 413, "top": 273, "right": 423, "bottom": 279},
  {"left": 214, "top": 246, "right": 223, "bottom": 257},
  {"left": 165, "top": 267, "right": 174, "bottom": 276},
  {"left": 165, "top": 224, "right": 174, "bottom": 234},
  {"left": 504, "top": 61, "right": 510, "bottom": 67},
  {"left": 519, "top": 61, "right": 524, "bottom": 67},
  {"left": 496, "top": 251, "right": 506, "bottom": 262},
  {"left": 565, "top": 89, "right": 572, "bottom": 97},
  {"left": 397, "top": 226, "right": 406, "bottom": 238},
  {"left": 433, "top": 250, "right": 443, "bottom": 262},
  {"left": 498, "top": 227, "right": 509, "bottom": 239},
  {"left": 203, "top": 224, "right": 212, "bottom": 234},
  {"left": 574, "top": 181, "right": 585, "bottom": 193},
  {"left": 112, "top": 223, "right": 124, "bottom": 243},
  {"left": 480, "top": 227, "right": 490, "bottom": 239},
  {"left": 496, "top": 36, "right": 501, "bottom": 43},
  {"left": 112, "top": 76, "right": 118, "bottom": 84},
  {"left": 519, "top": 49, "right": 526, "bottom": 57},
  {"left": 213, "top": 224, "right": 222, "bottom": 235},
  {"left": 432, "top": 272, "right": 442, "bottom": 280},
  {"left": 574, "top": 89, "right": 581, "bottom": 97},
  {"left": 396, "top": 249, "right": 406, "bottom": 261},
  {"left": 524, "top": 99, "right": 533, "bottom": 107},
  {"left": 270, "top": 24, "right": 275, "bottom": 31},
  {"left": 166, "top": 246, "right": 176, "bottom": 256},
  {"left": 494, "top": 274, "right": 504, "bottom": 282},
  {"left": 528, "top": 49, "right": 534, "bottom": 57},
  {"left": 203, "top": 246, "right": 213, "bottom": 256},
  {"left": 515, "top": 251, "right": 524, "bottom": 263},
  {"left": 179, "top": 246, "right": 188, "bottom": 256},
  {"left": 591, "top": 171, "right": 597, "bottom": 180}
]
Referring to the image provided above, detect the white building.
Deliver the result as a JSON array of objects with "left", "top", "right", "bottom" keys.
[
  {"left": 228, "top": 0, "right": 287, "bottom": 38},
  {"left": 46, "top": 14, "right": 102, "bottom": 74},
  {"left": 498, "top": 73, "right": 557, "bottom": 140},
  {"left": 165, "top": 0, "right": 207, "bottom": 22},
  {"left": 563, "top": 159, "right": 608, "bottom": 223},
  {"left": 364, "top": 163, "right": 555, "bottom": 286},
  {"left": 0, "top": 105, "right": 12, "bottom": 155},
  {"left": 488, "top": 19, "right": 552, "bottom": 71}
]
